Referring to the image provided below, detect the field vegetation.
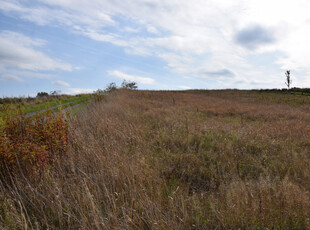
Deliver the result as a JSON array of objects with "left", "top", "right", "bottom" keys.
[
  {"left": 1, "top": 89, "right": 310, "bottom": 229},
  {"left": 0, "top": 94, "right": 91, "bottom": 117}
]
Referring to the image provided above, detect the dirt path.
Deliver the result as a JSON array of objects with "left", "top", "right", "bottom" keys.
[{"left": 25, "top": 101, "right": 82, "bottom": 118}]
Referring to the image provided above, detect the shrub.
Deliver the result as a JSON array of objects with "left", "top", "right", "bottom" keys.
[
  {"left": 105, "top": 82, "right": 117, "bottom": 92},
  {"left": 0, "top": 105, "right": 69, "bottom": 180},
  {"left": 36, "top": 92, "right": 49, "bottom": 97},
  {"left": 121, "top": 80, "right": 138, "bottom": 90},
  {"left": 93, "top": 89, "right": 105, "bottom": 102}
]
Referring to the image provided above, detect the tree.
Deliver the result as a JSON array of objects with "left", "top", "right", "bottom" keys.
[
  {"left": 285, "top": 70, "right": 292, "bottom": 89},
  {"left": 93, "top": 89, "right": 105, "bottom": 102},
  {"left": 50, "top": 90, "right": 61, "bottom": 96},
  {"left": 36, "top": 92, "right": 49, "bottom": 97},
  {"left": 121, "top": 80, "right": 138, "bottom": 90},
  {"left": 105, "top": 82, "right": 117, "bottom": 92}
]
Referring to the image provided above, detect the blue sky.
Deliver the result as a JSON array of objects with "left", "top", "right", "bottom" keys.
[{"left": 1, "top": 0, "right": 310, "bottom": 97}]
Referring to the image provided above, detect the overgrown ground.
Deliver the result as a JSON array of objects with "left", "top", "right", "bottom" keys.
[
  {"left": 0, "top": 94, "right": 91, "bottom": 117},
  {"left": 1, "top": 89, "right": 310, "bottom": 229}
]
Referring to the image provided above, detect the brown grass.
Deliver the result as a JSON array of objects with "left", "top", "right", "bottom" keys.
[{"left": 1, "top": 89, "right": 310, "bottom": 229}]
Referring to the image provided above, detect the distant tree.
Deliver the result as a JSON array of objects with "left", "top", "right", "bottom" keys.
[
  {"left": 285, "top": 70, "right": 292, "bottom": 89},
  {"left": 36, "top": 92, "right": 49, "bottom": 97},
  {"left": 50, "top": 90, "right": 61, "bottom": 96},
  {"left": 105, "top": 82, "right": 117, "bottom": 92},
  {"left": 93, "top": 89, "right": 105, "bottom": 102},
  {"left": 121, "top": 80, "right": 138, "bottom": 90},
  {"left": 94, "top": 89, "right": 104, "bottom": 95}
]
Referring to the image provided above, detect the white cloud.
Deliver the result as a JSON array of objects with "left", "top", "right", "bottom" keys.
[
  {"left": 2, "top": 0, "right": 310, "bottom": 87},
  {"left": 80, "top": 29, "right": 128, "bottom": 47},
  {"left": 0, "top": 30, "right": 46, "bottom": 46},
  {"left": 146, "top": 25, "right": 159, "bottom": 34},
  {"left": 5, "top": 70, "right": 56, "bottom": 79},
  {"left": 178, "top": 85, "right": 191, "bottom": 89},
  {"left": 108, "top": 70, "right": 155, "bottom": 85},
  {"left": 0, "top": 75, "right": 24, "bottom": 82},
  {"left": 52, "top": 80, "right": 70, "bottom": 87},
  {"left": 0, "top": 69, "right": 56, "bottom": 85},
  {"left": 0, "top": 30, "right": 72, "bottom": 71},
  {"left": 65, "top": 88, "right": 95, "bottom": 95},
  {"left": 124, "top": 27, "right": 140, "bottom": 33},
  {"left": 0, "top": 0, "right": 115, "bottom": 27}
]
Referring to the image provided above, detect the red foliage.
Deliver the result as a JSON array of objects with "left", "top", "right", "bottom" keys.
[{"left": 0, "top": 108, "right": 69, "bottom": 178}]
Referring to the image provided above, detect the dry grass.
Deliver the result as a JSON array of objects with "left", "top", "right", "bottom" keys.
[{"left": 1, "top": 89, "right": 310, "bottom": 229}]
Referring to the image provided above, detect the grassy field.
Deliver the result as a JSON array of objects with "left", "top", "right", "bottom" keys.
[
  {"left": 23, "top": 94, "right": 91, "bottom": 114},
  {"left": 1, "top": 89, "right": 310, "bottom": 229},
  {"left": 0, "top": 94, "right": 91, "bottom": 117}
]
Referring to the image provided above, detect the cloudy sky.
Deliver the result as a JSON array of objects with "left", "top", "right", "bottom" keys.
[{"left": 1, "top": 0, "right": 310, "bottom": 96}]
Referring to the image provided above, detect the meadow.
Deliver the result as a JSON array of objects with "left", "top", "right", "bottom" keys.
[
  {"left": 1, "top": 89, "right": 310, "bottom": 229},
  {"left": 0, "top": 94, "right": 91, "bottom": 117}
]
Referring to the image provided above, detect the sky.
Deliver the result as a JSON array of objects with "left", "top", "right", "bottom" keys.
[{"left": 1, "top": 0, "right": 310, "bottom": 97}]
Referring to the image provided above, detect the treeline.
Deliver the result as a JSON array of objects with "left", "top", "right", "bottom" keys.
[
  {"left": 256, "top": 87, "right": 310, "bottom": 94},
  {"left": 0, "top": 95, "right": 68, "bottom": 105},
  {"left": 0, "top": 92, "right": 71, "bottom": 105},
  {"left": 0, "top": 96, "right": 36, "bottom": 105}
]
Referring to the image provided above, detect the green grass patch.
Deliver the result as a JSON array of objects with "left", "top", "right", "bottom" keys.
[{"left": 0, "top": 94, "right": 92, "bottom": 118}]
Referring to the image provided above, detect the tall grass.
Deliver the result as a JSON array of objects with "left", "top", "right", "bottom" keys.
[{"left": 1, "top": 89, "right": 310, "bottom": 229}]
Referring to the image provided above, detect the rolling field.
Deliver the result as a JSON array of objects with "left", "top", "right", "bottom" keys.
[
  {"left": 0, "top": 94, "right": 91, "bottom": 118},
  {"left": 1, "top": 89, "right": 310, "bottom": 229}
]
